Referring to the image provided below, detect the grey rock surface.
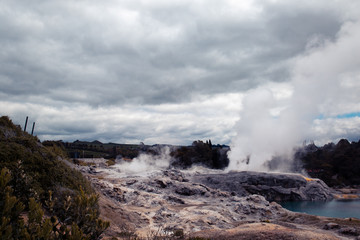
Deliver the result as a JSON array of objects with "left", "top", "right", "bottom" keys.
[
  {"left": 73, "top": 162, "right": 355, "bottom": 239},
  {"left": 88, "top": 169, "right": 291, "bottom": 233},
  {"left": 191, "top": 170, "right": 333, "bottom": 202}
]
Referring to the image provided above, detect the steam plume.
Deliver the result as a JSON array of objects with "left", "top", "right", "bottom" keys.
[
  {"left": 228, "top": 20, "right": 360, "bottom": 172},
  {"left": 112, "top": 146, "right": 172, "bottom": 176}
]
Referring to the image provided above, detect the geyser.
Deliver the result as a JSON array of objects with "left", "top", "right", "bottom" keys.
[{"left": 228, "top": 20, "right": 360, "bottom": 172}]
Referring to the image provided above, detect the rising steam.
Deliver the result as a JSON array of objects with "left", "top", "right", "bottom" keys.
[
  {"left": 228, "top": 20, "right": 360, "bottom": 172},
  {"left": 111, "top": 146, "right": 172, "bottom": 176}
]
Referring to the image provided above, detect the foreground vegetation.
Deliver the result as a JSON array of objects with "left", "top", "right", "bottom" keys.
[{"left": 0, "top": 116, "right": 109, "bottom": 239}]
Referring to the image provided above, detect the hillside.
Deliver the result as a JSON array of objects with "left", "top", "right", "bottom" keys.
[{"left": 0, "top": 116, "right": 109, "bottom": 239}]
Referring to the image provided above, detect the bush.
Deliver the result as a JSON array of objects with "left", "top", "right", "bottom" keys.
[
  {"left": 0, "top": 168, "right": 109, "bottom": 239},
  {"left": 0, "top": 116, "right": 109, "bottom": 239},
  {"left": 0, "top": 116, "right": 94, "bottom": 200},
  {"left": 106, "top": 159, "right": 116, "bottom": 166}
]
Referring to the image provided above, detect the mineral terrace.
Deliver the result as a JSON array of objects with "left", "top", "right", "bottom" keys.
[{"left": 68, "top": 159, "right": 360, "bottom": 239}]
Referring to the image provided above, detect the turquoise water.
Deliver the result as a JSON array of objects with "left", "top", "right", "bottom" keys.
[{"left": 280, "top": 200, "right": 360, "bottom": 219}]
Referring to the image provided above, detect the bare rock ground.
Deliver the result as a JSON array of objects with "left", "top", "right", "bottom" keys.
[
  {"left": 72, "top": 160, "right": 359, "bottom": 239},
  {"left": 191, "top": 170, "right": 333, "bottom": 202}
]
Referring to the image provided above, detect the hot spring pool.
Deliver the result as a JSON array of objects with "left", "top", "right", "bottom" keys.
[{"left": 280, "top": 199, "right": 360, "bottom": 219}]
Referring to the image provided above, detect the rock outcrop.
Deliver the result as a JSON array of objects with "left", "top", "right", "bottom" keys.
[
  {"left": 191, "top": 170, "right": 333, "bottom": 202},
  {"left": 88, "top": 169, "right": 290, "bottom": 235},
  {"left": 75, "top": 163, "right": 357, "bottom": 239}
]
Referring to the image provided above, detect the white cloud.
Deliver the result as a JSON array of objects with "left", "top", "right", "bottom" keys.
[
  {"left": 0, "top": 92, "right": 242, "bottom": 145},
  {"left": 0, "top": 0, "right": 359, "bottom": 147},
  {"left": 312, "top": 117, "right": 360, "bottom": 145}
]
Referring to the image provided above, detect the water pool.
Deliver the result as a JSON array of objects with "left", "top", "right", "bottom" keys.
[{"left": 280, "top": 200, "right": 360, "bottom": 219}]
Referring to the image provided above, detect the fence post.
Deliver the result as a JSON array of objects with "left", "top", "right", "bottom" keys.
[
  {"left": 24, "top": 116, "right": 28, "bottom": 132},
  {"left": 31, "top": 122, "right": 36, "bottom": 135}
]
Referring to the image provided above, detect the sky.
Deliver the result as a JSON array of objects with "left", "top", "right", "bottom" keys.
[{"left": 1, "top": 0, "right": 360, "bottom": 150}]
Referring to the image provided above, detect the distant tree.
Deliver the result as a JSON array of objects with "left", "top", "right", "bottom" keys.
[
  {"left": 171, "top": 140, "right": 229, "bottom": 169},
  {"left": 296, "top": 139, "right": 360, "bottom": 186}
]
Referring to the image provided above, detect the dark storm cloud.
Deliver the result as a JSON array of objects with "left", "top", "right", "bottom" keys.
[
  {"left": 1, "top": 0, "right": 359, "bottom": 145},
  {"left": 0, "top": 0, "right": 344, "bottom": 106}
]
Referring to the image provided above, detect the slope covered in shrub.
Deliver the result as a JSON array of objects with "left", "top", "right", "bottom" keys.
[{"left": 0, "top": 116, "right": 109, "bottom": 239}]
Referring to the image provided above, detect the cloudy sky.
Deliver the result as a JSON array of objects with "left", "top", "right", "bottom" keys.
[{"left": 1, "top": 0, "right": 360, "bottom": 148}]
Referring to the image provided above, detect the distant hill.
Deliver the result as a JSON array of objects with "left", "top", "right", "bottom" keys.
[
  {"left": 59, "top": 140, "right": 142, "bottom": 159},
  {"left": 53, "top": 138, "right": 231, "bottom": 170}
]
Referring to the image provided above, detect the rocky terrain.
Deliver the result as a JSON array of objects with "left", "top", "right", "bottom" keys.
[
  {"left": 2, "top": 116, "right": 359, "bottom": 239},
  {"left": 69, "top": 159, "right": 360, "bottom": 239},
  {"left": 191, "top": 170, "right": 333, "bottom": 202}
]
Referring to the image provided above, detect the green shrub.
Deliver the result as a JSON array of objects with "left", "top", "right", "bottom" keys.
[
  {"left": 0, "top": 167, "right": 25, "bottom": 239},
  {"left": 106, "top": 159, "right": 116, "bottom": 166},
  {"left": 0, "top": 116, "right": 109, "bottom": 239},
  {"left": 0, "top": 117, "right": 94, "bottom": 200},
  {"left": 0, "top": 167, "right": 109, "bottom": 239}
]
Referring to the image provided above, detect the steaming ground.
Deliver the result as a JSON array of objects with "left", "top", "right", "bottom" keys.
[
  {"left": 102, "top": 149, "right": 302, "bottom": 185},
  {"left": 106, "top": 147, "right": 226, "bottom": 178},
  {"left": 110, "top": 147, "right": 173, "bottom": 176},
  {"left": 68, "top": 156, "right": 354, "bottom": 239}
]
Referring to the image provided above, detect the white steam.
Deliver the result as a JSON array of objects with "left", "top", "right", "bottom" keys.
[
  {"left": 112, "top": 146, "right": 172, "bottom": 176},
  {"left": 228, "top": 20, "right": 360, "bottom": 172}
]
